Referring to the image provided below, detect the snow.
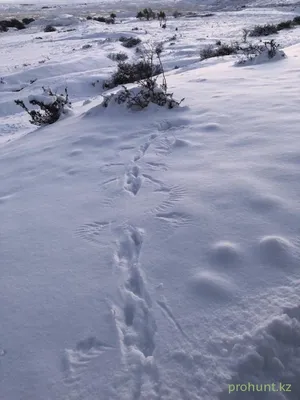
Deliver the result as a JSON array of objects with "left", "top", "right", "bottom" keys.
[
  {"left": 1, "top": 3, "right": 300, "bottom": 400},
  {"left": 28, "top": 93, "right": 58, "bottom": 104}
]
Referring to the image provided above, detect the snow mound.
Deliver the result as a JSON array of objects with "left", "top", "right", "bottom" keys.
[
  {"left": 188, "top": 270, "right": 237, "bottom": 299},
  {"left": 259, "top": 235, "right": 297, "bottom": 268},
  {"left": 210, "top": 241, "right": 241, "bottom": 267},
  {"left": 236, "top": 48, "right": 286, "bottom": 66}
]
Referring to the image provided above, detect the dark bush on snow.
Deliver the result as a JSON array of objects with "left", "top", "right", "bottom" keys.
[
  {"left": 277, "top": 20, "right": 293, "bottom": 30},
  {"left": 86, "top": 15, "right": 92, "bottom": 20},
  {"left": 201, "top": 13, "right": 214, "bottom": 17},
  {"left": 102, "top": 84, "right": 183, "bottom": 110},
  {"left": 107, "top": 51, "right": 128, "bottom": 61},
  {"left": 249, "top": 24, "right": 278, "bottom": 37},
  {"left": 103, "top": 50, "right": 183, "bottom": 110},
  {"left": 200, "top": 42, "right": 239, "bottom": 60},
  {"left": 136, "top": 8, "right": 156, "bottom": 20},
  {"left": 93, "top": 16, "right": 115, "bottom": 24},
  {"left": 200, "top": 45, "right": 215, "bottom": 60},
  {"left": 93, "top": 16, "right": 106, "bottom": 22},
  {"left": 104, "top": 59, "right": 162, "bottom": 89},
  {"left": 0, "top": 22, "right": 7, "bottom": 32},
  {"left": 44, "top": 24, "right": 56, "bottom": 32},
  {"left": 119, "top": 36, "right": 141, "bottom": 48},
  {"left": 0, "top": 18, "right": 26, "bottom": 31},
  {"left": 293, "top": 16, "right": 300, "bottom": 25},
  {"left": 15, "top": 87, "right": 71, "bottom": 126},
  {"left": 22, "top": 17, "right": 35, "bottom": 25},
  {"left": 215, "top": 43, "right": 238, "bottom": 56},
  {"left": 105, "top": 18, "right": 115, "bottom": 24}
]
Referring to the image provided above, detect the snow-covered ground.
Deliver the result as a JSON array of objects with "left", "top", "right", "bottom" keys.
[{"left": 1, "top": 4, "right": 300, "bottom": 400}]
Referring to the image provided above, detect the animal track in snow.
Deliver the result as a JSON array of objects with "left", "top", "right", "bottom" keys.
[
  {"left": 154, "top": 117, "right": 189, "bottom": 132},
  {"left": 124, "top": 164, "right": 142, "bottom": 196},
  {"left": 133, "top": 141, "right": 151, "bottom": 162},
  {"left": 153, "top": 185, "right": 186, "bottom": 214},
  {"left": 142, "top": 173, "right": 169, "bottom": 191},
  {"left": 114, "top": 225, "right": 143, "bottom": 268},
  {"left": 145, "top": 161, "right": 167, "bottom": 172},
  {"left": 153, "top": 136, "right": 175, "bottom": 155},
  {"left": 63, "top": 337, "right": 114, "bottom": 385},
  {"left": 75, "top": 221, "right": 112, "bottom": 244},
  {"left": 110, "top": 225, "right": 159, "bottom": 398}
]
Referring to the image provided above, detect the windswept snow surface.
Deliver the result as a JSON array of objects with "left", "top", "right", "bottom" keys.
[{"left": 1, "top": 6, "right": 300, "bottom": 400}]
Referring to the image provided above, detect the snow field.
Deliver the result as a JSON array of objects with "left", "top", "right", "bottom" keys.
[{"left": 1, "top": 5, "right": 300, "bottom": 400}]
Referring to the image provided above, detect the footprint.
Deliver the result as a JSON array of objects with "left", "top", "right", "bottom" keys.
[
  {"left": 134, "top": 141, "right": 151, "bottom": 162},
  {"left": 154, "top": 118, "right": 189, "bottom": 132},
  {"left": 115, "top": 225, "right": 143, "bottom": 267},
  {"left": 124, "top": 164, "right": 142, "bottom": 196},
  {"left": 113, "top": 226, "right": 156, "bottom": 357},
  {"left": 109, "top": 225, "right": 162, "bottom": 398}
]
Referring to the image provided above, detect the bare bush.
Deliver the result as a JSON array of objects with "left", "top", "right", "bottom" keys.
[
  {"left": 237, "top": 39, "right": 284, "bottom": 64},
  {"left": 44, "top": 25, "right": 56, "bottom": 32},
  {"left": 277, "top": 20, "right": 293, "bottom": 30},
  {"left": 15, "top": 87, "right": 71, "bottom": 126},
  {"left": 107, "top": 52, "right": 128, "bottom": 62},
  {"left": 103, "top": 49, "right": 183, "bottom": 110},
  {"left": 103, "top": 56, "right": 162, "bottom": 89},
  {"left": 119, "top": 36, "right": 141, "bottom": 48},
  {"left": 0, "top": 18, "right": 26, "bottom": 31},
  {"left": 22, "top": 17, "right": 35, "bottom": 25},
  {"left": 249, "top": 24, "right": 278, "bottom": 37},
  {"left": 293, "top": 16, "right": 300, "bottom": 25},
  {"left": 200, "top": 42, "right": 239, "bottom": 60}
]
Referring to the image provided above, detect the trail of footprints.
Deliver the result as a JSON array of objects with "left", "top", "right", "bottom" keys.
[
  {"left": 111, "top": 225, "right": 161, "bottom": 399},
  {"left": 68, "top": 120, "right": 192, "bottom": 397},
  {"left": 113, "top": 226, "right": 156, "bottom": 357}
]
